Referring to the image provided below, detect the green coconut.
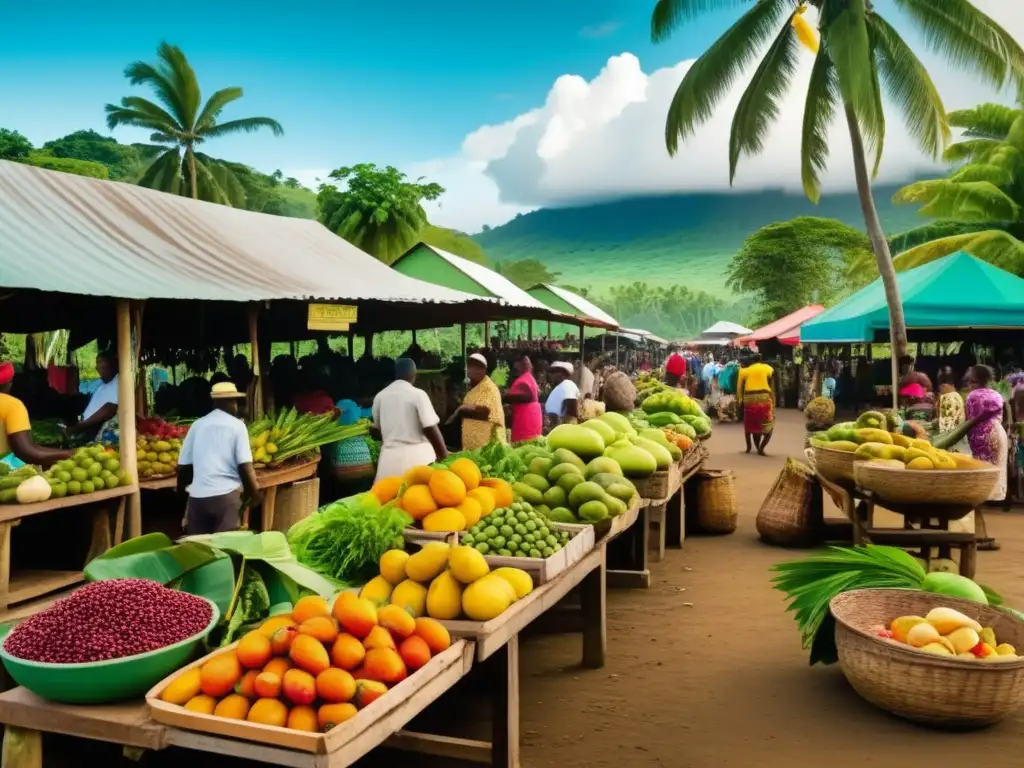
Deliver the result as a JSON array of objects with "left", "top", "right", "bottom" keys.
[{"left": 921, "top": 571, "right": 988, "bottom": 604}]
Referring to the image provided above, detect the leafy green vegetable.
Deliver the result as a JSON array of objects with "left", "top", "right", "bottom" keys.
[
  {"left": 287, "top": 492, "right": 411, "bottom": 584},
  {"left": 439, "top": 438, "right": 529, "bottom": 484},
  {"left": 223, "top": 563, "right": 271, "bottom": 646}
]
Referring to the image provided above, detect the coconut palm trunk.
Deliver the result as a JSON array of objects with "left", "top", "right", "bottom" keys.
[
  {"left": 844, "top": 104, "right": 908, "bottom": 362},
  {"left": 186, "top": 146, "right": 198, "bottom": 200}
]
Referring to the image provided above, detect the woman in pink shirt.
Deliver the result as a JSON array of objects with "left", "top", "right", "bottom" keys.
[{"left": 505, "top": 353, "right": 542, "bottom": 442}]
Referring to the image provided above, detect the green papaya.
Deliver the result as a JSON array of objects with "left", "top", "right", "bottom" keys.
[
  {"left": 520, "top": 473, "right": 550, "bottom": 492},
  {"left": 513, "top": 482, "right": 544, "bottom": 505},
  {"left": 578, "top": 500, "right": 610, "bottom": 522}
]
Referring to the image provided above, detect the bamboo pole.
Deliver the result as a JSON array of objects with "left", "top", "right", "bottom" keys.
[
  {"left": 578, "top": 323, "right": 585, "bottom": 385},
  {"left": 484, "top": 321, "right": 490, "bottom": 350},
  {"left": 615, "top": 333, "right": 620, "bottom": 367},
  {"left": 116, "top": 300, "right": 141, "bottom": 539},
  {"left": 247, "top": 305, "right": 264, "bottom": 419},
  {"left": 528, "top": 321, "right": 533, "bottom": 341},
  {"left": 460, "top": 324, "right": 467, "bottom": 381},
  {"left": 132, "top": 302, "right": 146, "bottom": 417}
]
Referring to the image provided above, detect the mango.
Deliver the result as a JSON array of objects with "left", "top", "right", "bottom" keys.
[
  {"left": 597, "top": 411, "right": 633, "bottom": 435},
  {"left": 528, "top": 457, "right": 554, "bottom": 477},
  {"left": 390, "top": 579, "right": 428, "bottom": 617},
  {"left": 490, "top": 567, "right": 534, "bottom": 600},
  {"left": 569, "top": 481, "right": 607, "bottom": 508},
  {"left": 543, "top": 486, "right": 567, "bottom": 507},
  {"left": 921, "top": 572, "right": 988, "bottom": 604},
  {"left": 557, "top": 473, "right": 586, "bottom": 493},
  {"left": 578, "top": 500, "right": 610, "bottom": 522},
  {"left": 520, "top": 473, "right": 550, "bottom": 493},
  {"left": 951, "top": 453, "right": 990, "bottom": 469},
  {"left": 359, "top": 575, "right": 394, "bottom": 608},
  {"left": 889, "top": 615, "right": 926, "bottom": 643},
  {"left": 890, "top": 433, "right": 912, "bottom": 448},
  {"left": 823, "top": 440, "right": 858, "bottom": 453},
  {"left": 426, "top": 570, "right": 463, "bottom": 620},
  {"left": 585, "top": 457, "right": 622, "bottom": 478},
  {"left": 996, "top": 643, "right": 1017, "bottom": 656},
  {"left": 449, "top": 545, "right": 489, "bottom": 584},
  {"left": 910, "top": 439, "right": 934, "bottom": 452},
  {"left": 545, "top": 507, "right": 577, "bottom": 523},
  {"left": 906, "top": 622, "right": 941, "bottom": 647},
  {"left": 603, "top": 444, "right": 658, "bottom": 478},
  {"left": 513, "top": 482, "right": 544, "bottom": 505},
  {"left": 462, "top": 574, "right": 516, "bottom": 621},
  {"left": 605, "top": 482, "right": 637, "bottom": 503},
  {"left": 855, "top": 428, "right": 893, "bottom": 445},
  {"left": 932, "top": 451, "right": 957, "bottom": 470},
  {"left": 925, "top": 606, "right": 982, "bottom": 634},
  {"left": 946, "top": 626, "right": 981, "bottom": 654},
  {"left": 918, "top": 642, "right": 954, "bottom": 657},
  {"left": 547, "top": 463, "right": 583, "bottom": 483},
  {"left": 552, "top": 447, "right": 586, "bottom": 470},
  {"left": 581, "top": 418, "right": 617, "bottom": 445},
  {"left": 906, "top": 456, "right": 935, "bottom": 470},
  {"left": 630, "top": 436, "right": 672, "bottom": 470},
  {"left": 405, "top": 542, "right": 449, "bottom": 582},
  {"left": 547, "top": 423, "right": 606, "bottom": 460}
]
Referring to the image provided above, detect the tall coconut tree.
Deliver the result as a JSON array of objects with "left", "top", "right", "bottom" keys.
[
  {"left": 891, "top": 99, "right": 1024, "bottom": 273},
  {"left": 651, "top": 0, "right": 1024, "bottom": 358},
  {"left": 105, "top": 42, "right": 283, "bottom": 205}
]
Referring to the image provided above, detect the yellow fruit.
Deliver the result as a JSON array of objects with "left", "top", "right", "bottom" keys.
[
  {"left": 946, "top": 627, "right": 981, "bottom": 654},
  {"left": 428, "top": 470, "right": 467, "bottom": 507},
  {"left": 426, "top": 570, "right": 464, "bottom": 620},
  {"left": 466, "top": 487, "right": 496, "bottom": 517},
  {"left": 889, "top": 615, "right": 926, "bottom": 643},
  {"left": 490, "top": 567, "right": 534, "bottom": 600},
  {"left": 906, "top": 622, "right": 941, "bottom": 648},
  {"left": 399, "top": 484, "right": 437, "bottom": 521},
  {"left": 405, "top": 542, "right": 450, "bottom": 582},
  {"left": 456, "top": 498, "right": 483, "bottom": 528},
  {"left": 160, "top": 668, "right": 202, "bottom": 705},
  {"left": 918, "top": 642, "right": 954, "bottom": 657},
  {"left": 906, "top": 456, "right": 935, "bottom": 471},
  {"left": 183, "top": 694, "right": 217, "bottom": 714},
  {"left": 996, "top": 643, "right": 1017, "bottom": 656},
  {"left": 371, "top": 476, "right": 402, "bottom": 505},
  {"left": 359, "top": 575, "right": 394, "bottom": 608},
  {"left": 479, "top": 478, "right": 514, "bottom": 509},
  {"left": 910, "top": 439, "right": 934, "bottom": 452},
  {"left": 926, "top": 606, "right": 982, "bottom": 635},
  {"left": 951, "top": 453, "right": 990, "bottom": 469},
  {"left": 379, "top": 550, "right": 410, "bottom": 585},
  {"left": 448, "top": 545, "right": 489, "bottom": 584},
  {"left": 390, "top": 579, "right": 428, "bottom": 617},
  {"left": 403, "top": 465, "right": 434, "bottom": 486},
  {"left": 423, "top": 507, "right": 467, "bottom": 532},
  {"left": 462, "top": 574, "right": 516, "bottom": 621},
  {"left": 448, "top": 458, "right": 481, "bottom": 491}
]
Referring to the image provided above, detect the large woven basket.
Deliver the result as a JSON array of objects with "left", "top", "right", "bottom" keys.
[
  {"left": 756, "top": 459, "right": 821, "bottom": 547},
  {"left": 633, "top": 470, "right": 670, "bottom": 501},
  {"left": 831, "top": 589, "right": 1024, "bottom": 728},
  {"left": 813, "top": 446, "right": 859, "bottom": 486},
  {"left": 272, "top": 478, "right": 320, "bottom": 533},
  {"left": 853, "top": 462, "right": 999, "bottom": 509},
  {"left": 694, "top": 469, "right": 737, "bottom": 534}
]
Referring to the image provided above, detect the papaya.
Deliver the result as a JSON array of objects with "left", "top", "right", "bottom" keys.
[
  {"left": 552, "top": 448, "right": 586, "bottom": 470},
  {"left": 512, "top": 482, "right": 544, "bottom": 505},
  {"left": 547, "top": 463, "right": 582, "bottom": 483},
  {"left": 854, "top": 428, "right": 893, "bottom": 445},
  {"left": 547, "top": 424, "right": 606, "bottom": 460},
  {"left": 520, "top": 473, "right": 550, "bottom": 493},
  {"left": 597, "top": 411, "right": 633, "bottom": 435},
  {"left": 822, "top": 440, "right": 858, "bottom": 453},
  {"left": 581, "top": 419, "right": 617, "bottom": 445}
]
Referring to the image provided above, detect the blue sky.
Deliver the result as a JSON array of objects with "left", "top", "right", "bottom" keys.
[{"left": 0, "top": 0, "right": 741, "bottom": 175}]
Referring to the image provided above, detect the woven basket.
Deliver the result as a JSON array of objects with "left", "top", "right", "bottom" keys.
[
  {"left": 694, "top": 469, "right": 737, "bottom": 534},
  {"left": 853, "top": 462, "right": 999, "bottom": 510},
  {"left": 633, "top": 471, "right": 670, "bottom": 501},
  {"left": 756, "top": 459, "right": 820, "bottom": 547},
  {"left": 831, "top": 588, "right": 1024, "bottom": 728},
  {"left": 813, "top": 446, "right": 859, "bottom": 486},
  {"left": 271, "top": 478, "right": 320, "bottom": 533}
]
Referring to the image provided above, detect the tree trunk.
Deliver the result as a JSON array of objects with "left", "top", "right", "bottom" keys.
[
  {"left": 187, "top": 146, "right": 198, "bottom": 200},
  {"left": 844, "top": 104, "right": 908, "bottom": 362}
]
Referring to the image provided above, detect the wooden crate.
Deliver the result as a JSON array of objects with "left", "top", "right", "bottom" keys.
[
  {"left": 594, "top": 494, "right": 641, "bottom": 541},
  {"left": 147, "top": 640, "right": 473, "bottom": 755},
  {"left": 402, "top": 528, "right": 457, "bottom": 546},
  {"left": 460, "top": 523, "right": 595, "bottom": 585}
]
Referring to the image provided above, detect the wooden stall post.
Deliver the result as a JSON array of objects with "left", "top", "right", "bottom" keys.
[
  {"left": 615, "top": 333, "right": 620, "bottom": 367},
  {"left": 484, "top": 321, "right": 491, "bottom": 349},
  {"left": 347, "top": 333, "right": 354, "bottom": 359},
  {"left": 247, "top": 305, "right": 264, "bottom": 419},
  {"left": 460, "top": 324, "right": 467, "bottom": 381},
  {"left": 412, "top": 329, "right": 417, "bottom": 346},
  {"left": 578, "top": 322, "right": 585, "bottom": 377},
  {"left": 116, "top": 300, "right": 141, "bottom": 540},
  {"left": 527, "top": 321, "right": 533, "bottom": 341},
  {"left": 547, "top": 320, "right": 552, "bottom": 339},
  {"left": 131, "top": 302, "right": 146, "bottom": 417}
]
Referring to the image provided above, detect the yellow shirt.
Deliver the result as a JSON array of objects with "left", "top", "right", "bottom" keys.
[
  {"left": 461, "top": 376, "right": 506, "bottom": 451},
  {"left": 738, "top": 363, "right": 773, "bottom": 401},
  {"left": 0, "top": 393, "right": 32, "bottom": 457}
]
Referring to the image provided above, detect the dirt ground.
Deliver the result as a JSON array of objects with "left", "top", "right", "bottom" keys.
[{"left": 39, "top": 409, "right": 1024, "bottom": 766}]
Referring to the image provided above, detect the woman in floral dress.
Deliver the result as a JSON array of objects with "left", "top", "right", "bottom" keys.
[{"left": 962, "top": 366, "right": 1008, "bottom": 550}]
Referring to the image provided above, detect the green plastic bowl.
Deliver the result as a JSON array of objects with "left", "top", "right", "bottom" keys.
[{"left": 0, "top": 598, "right": 220, "bottom": 704}]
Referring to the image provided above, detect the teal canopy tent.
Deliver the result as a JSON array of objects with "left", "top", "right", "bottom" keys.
[{"left": 800, "top": 252, "right": 1024, "bottom": 343}]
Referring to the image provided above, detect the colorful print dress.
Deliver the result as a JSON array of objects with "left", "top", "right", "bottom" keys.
[{"left": 965, "top": 387, "right": 1008, "bottom": 501}]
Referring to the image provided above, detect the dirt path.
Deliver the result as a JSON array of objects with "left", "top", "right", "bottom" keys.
[{"left": 512, "top": 409, "right": 1024, "bottom": 768}]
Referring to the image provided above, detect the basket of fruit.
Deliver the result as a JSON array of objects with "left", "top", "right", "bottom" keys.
[
  {"left": 811, "top": 445, "right": 860, "bottom": 485},
  {"left": 830, "top": 588, "right": 1024, "bottom": 728},
  {"left": 853, "top": 451, "right": 999, "bottom": 509}
]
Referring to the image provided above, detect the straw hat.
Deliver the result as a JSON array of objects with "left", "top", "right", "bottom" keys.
[{"left": 211, "top": 382, "right": 246, "bottom": 399}]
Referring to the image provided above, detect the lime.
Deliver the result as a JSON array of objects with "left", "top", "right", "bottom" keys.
[
  {"left": 507, "top": 541, "right": 519, "bottom": 552},
  {"left": 500, "top": 525, "right": 514, "bottom": 537},
  {"left": 546, "top": 535, "right": 558, "bottom": 547},
  {"left": 510, "top": 533, "right": 522, "bottom": 544},
  {"left": 525, "top": 520, "right": 537, "bottom": 532},
  {"left": 463, "top": 535, "right": 475, "bottom": 546},
  {"left": 484, "top": 525, "right": 499, "bottom": 538},
  {"left": 541, "top": 547, "right": 554, "bottom": 558},
  {"left": 529, "top": 549, "right": 542, "bottom": 558},
  {"left": 498, "top": 548, "right": 512, "bottom": 557},
  {"left": 475, "top": 542, "right": 490, "bottom": 554},
  {"left": 492, "top": 536, "right": 506, "bottom": 549}
]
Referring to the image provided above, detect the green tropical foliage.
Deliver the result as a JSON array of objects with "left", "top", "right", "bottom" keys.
[
  {"left": 891, "top": 99, "right": 1024, "bottom": 274},
  {"left": 42, "top": 130, "right": 146, "bottom": 180},
  {"left": 493, "top": 258, "right": 560, "bottom": 289},
  {"left": 0, "top": 128, "right": 33, "bottom": 159},
  {"left": 727, "top": 216, "right": 873, "bottom": 325},
  {"left": 601, "top": 282, "right": 739, "bottom": 340},
  {"left": 317, "top": 163, "right": 444, "bottom": 264},
  {"left": 650, "top": 0, "right": 1024, "bottom": 358},
  {"left": 105, "top": 42, "right": 283, "bottom": 205},
  {"left": 420, "top": 225, "right": 488, "bottom": 263}
]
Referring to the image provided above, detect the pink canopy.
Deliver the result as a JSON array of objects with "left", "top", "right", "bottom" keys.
[{"left": 734, "top": 305, "right": 825, "bottom": 347}]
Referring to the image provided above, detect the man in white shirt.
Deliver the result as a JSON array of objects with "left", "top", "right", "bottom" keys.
[
  {"left": 545, "top": 361, "right": 580, "bottom": 426},
  {"left": 177, "top": 382, "right": 262, "bottom": 534},
  {"left": 579, "top": 359, "right": 596, "bottom": 400},
  {"left": 68, "top": 350, "right": 120, "bottom": 441},
  {"left": 372, "top": 358, "right": 448, "bottom": 482}
]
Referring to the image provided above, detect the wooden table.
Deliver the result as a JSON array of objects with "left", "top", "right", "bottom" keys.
[
  {"left": 0, "top": 485, "right": 134, "bottom": 619},
  {"left": 817, "top": 472, "right": 979, "bottom": 577},
  {"left": 139, "top": 459, "right": 320, "bottom": 531}
]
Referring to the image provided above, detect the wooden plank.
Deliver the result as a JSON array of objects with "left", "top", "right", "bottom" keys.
[
  {"left": 0, "top": 586, "right": 76, "bottom": 625},
  {"left": 863, "top": 529, "right": 976, "bottom": 545},
  {"left": 580, "top": 544, "right": 607, "bottom": 669},
  {"left": 490, "top": 636, "right": 520, "bottom": 768},
  {"left": 6, "top": 570, "right": 84, "bottom": 606},
  {"left": 442, "top": 545, "right": 604, "bottom": 661},
  {"left": 0, "top": 521, "right": 12, "bottom": 611},
  {"left": 0, "top": 688, "right": 166, "bottom": 750},
  {"left": 0, "top": 485, "right": 137, "bottom": 524},
  {"left": 605, "top": 505, "right": 651, "bottom": 590},
  {"left": 470, "top": 524, "right": 595, "bottom": 585},
  {"left": 139, "top": 476, "right": 176, "bottom": 491},
  {"left": 142, "top": 460, "right": 320, "bottom": 494},
  {"left": 605, "top": 569, "right": 651, "bottom": 589},
  {"left": 2, "top": 726, "right": 41, "bottom": 768},
  {"left": 386, "top": 731, "right": 491, "bottom": 763},
  {"left": 163, "top": 729, "right": 321, "bottom": 768}
]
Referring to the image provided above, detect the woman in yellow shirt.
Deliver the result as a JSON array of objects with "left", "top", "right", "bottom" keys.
[
  {"left": 0, "top": 362, "right": 72, "bottom": 466},
  {"left": 447, "top": 354, "right": 506, "bottom": 451},
  {"left": 737, "top": 354, "right": 775, "bottom": 455}
]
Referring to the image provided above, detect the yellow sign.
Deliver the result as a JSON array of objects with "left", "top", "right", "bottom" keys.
[{"left": 308, "top": 304, "right": 357, "bottom": 332}]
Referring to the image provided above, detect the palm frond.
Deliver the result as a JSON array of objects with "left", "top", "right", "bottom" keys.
[
  {"left": 197, "top": 154, "right": 248, "bottom": 208},
  {"left": 155, "top": 42, "right": 202, "bottom": 129},
  {"left": 117, "top": 96, "right": 183, "bottom": 135},
  {"left": 944, "top": 138, "right": 1001, "bottom": 164},
  {"left": 729, "top": 11, "right": 800, "bottom": 183},
  {"left": 137, "top": 148, "right": 183, "bottom": 195},
  {"left": 948, "top": 103, "right": 1020, "bottom": 140},
  {"left": 104, "top": 105, "right": 176, "bottom": 135},
  {"left": 868, "top": 14, "right": 949, "bottom": 160},
  {"left": 200, "top": 117, "right": 284, "bottom": 139},
  {"left": 802, "top": 43, "right": 840, "bottom": 203},
  {"left": 195, "top": 88, "right": 244, "bottom": 132},
  {"left": 188, "top": 156, "right": 230, "bottom": 205},
  {"left": 664, "top": 0, "right": 790, "bottom": 154},
  {"left": 894, "top": 179, "right": 1021, "bottom": 223},
  {"left": 121, "top": 61, "right": 189, "bottom": 125},
  {"left": 823, "top": 0, "right": 884, "bottom": 167},
  {"left": 651, "top": 0, "right": 754, "bottom": 42},
  {"left": 892, "top": 0, "right": 1024, "bottom": 93},
  {"left": 948, "top": 163, "right": 1013, "bottom": 187},
  {"left": 893, "top": 229, "right": 1024, "bottom": 273}
]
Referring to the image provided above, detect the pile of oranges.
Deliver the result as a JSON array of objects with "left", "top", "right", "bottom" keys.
[
  {"left": 371, "top": 459, "right": 514, "bottom": 533},
  {"left": 158, "top": 593, "right": 452, "bottom": 733}
]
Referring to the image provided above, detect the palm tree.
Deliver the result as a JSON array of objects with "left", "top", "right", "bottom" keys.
[
  {"left": 317, "top": 163, "right": 444, "bottom": 264},
  {"left": 890, "top": 99, "right": 1024, "bottom": 273},
  {"left": 651, "top": 0, "right": 1024, "bottom": 358},
  {"left": 105, "top": 42, "right": 283, "bottom": 205}
]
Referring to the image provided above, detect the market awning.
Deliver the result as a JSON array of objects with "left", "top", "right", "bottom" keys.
[
  {"left": 800, "top": 252, "right": 1024, "bottom": 343},
  {"left": 735, "top": 305, "right": 825, "bottom": 347},
  {"left": 702, "top": 320, "right": 752, "bottom": 337},
  {"left": 526, "top": 284, "right": 619, "bottom": 327}
]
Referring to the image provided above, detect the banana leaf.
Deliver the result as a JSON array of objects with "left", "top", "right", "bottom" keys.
[
  {"left": 84, "top": 535, "right": 222, "bottom": 586},
  {"left": 182, "top": 531, "right": 341, "bottom": 600},
  {"left": 175, "top": 556, "right": 238, "bottom": 616},
  {"left": 213, "top": 562, "right": 271, "bottom": 647}
]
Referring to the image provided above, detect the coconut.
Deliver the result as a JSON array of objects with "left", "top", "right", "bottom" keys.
[
  {"left": 921, "top": 571, "right": 988, "bottom": 604},
  {"left": 602, "top": 372, "right": 636, "bottom": 412}
]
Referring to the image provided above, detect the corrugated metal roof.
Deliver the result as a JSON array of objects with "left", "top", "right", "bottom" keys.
[
  {"left": 0, "top": 160, "right": 492, "bottom": 305},
  {"left": 412, "top": 243, "right": 550, "bottom": 310},
  {"left": 537, "top": 284, "right": 619, "bottom": 326}
]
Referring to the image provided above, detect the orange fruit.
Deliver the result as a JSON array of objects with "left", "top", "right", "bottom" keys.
[
  {"left": 403, "top": 465, "right": 434, "bottom": 486},
  {"left": 316, "top": 667, "right": 356, "bottom": 703},
  {"left": 291, "top": 595, "right": 331, "bottom": 625},
  {"left": 362, "top": 625, "right": 397, "bottom": 652},
  {"left": 289, "top": 634, "right": 331, "bottom": 676},
  {"left": 362, "top": 648, "right": 407, "bottom": 685},
  {"left": 371, "top": 476, "right": 402, "bottom": 505},
  {"left": 399, "top": 635, "right": 431, "bottom": 672},
  {"left": 160, "top": 668, "right": 201, "bottom": 705},
  {"left": 253, "top": 671, "right": 282, "bottom": 699},
  {"left": 287, "top": 705, "right": 319, "bottom": 733},
  {"left": 399, "top": 484, "right": 437, "bottom": 521},
  {"left": 318, "top": 702, "right": 358, "bottom": 731},
  {"left": 480, "top": 478, "right": 513, "bottom": 509},
  {"left": 282, "top": 668, "right": 317, "bottom": 706},
  {"left": 262, "top": 657, "right": 292, "bottom": 678},
  {"left": 429, "top": 470, "right": 466, "bottom": 507},
  {"left": 235, "top": 669, "right": 260, "bottom": 699},
  {"left": 199, "top": 653, "right": 242, "bottom": 698},
  {"left": 414, "top": 617, "right": 451, "bottom": 655},
  {"left": 449, "top": 458, "right": 481, "bottom": 490},
  {"left": 214, "top": 694, "right": 251, "bottom": 720},
  {"left": 456, "top": 497, "right": 483, "bottom": 527},
  {"left": 298, "top": 616, "right": 340, "bottom": 644},
  {"left": 330, "top": 633, "right": 366, "bottom": 671},
  {"left": 247, "top": 698, "right": 288, "bottom": 727},
  {"left": 237, "top": 631, "right": 273, "bottom": 669},
  {"left": 257, "top": 615, "right": 296, "bottom": 638},
  {"left": 377, "top": 604, "right": 416, "bottom": 639},
  {"left": 466, "top": 487, "right": 496, "bottom": 517},
  {"left": 353, "top": 679, "right": 387, "bottom": 709},
  {"left": 183, "top": 694, "right": 217, "bottom": 714},
  {"left": 334, "top": 596, "right": 378, "bottom": 639}
]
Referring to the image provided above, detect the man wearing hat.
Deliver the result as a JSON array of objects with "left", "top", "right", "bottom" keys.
[
  {"left": 545, "top": 361, "right": 580, "bottom": 427},
  {"left": 0, "top": 362, "right": 72, "bottom": 466},
  {"left": 177, "top": 382, "right": 262, "bottom": 534}
]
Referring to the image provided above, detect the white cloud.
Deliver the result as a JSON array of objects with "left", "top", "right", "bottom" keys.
[{"left": 423, "top": 0, "right": 1024, "bottom": 233}]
